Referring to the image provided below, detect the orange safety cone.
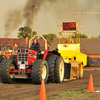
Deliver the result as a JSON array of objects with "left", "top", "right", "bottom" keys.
[
  {"left": 87, "top": 74, "right": 95, "bottom": 92},
  {"left": 39, "top": 79, "right": 47, "bottom": 100}
]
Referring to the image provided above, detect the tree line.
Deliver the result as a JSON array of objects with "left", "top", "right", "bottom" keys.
[
  {"left": 17, "top": 27, "right": 100, "bottom": 45},
  {"left": 17, "top": 27, "right": 57, "bottom": 45}
]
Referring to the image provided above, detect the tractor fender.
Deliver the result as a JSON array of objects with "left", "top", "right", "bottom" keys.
[{"left": 43, "top": 50, "right": 61, "bottom": 60}]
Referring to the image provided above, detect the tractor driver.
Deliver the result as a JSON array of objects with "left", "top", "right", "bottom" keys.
[
  {"left": 66, "top": 35, "right": 74, "bottom": 44},
  {"left": 30, "top": 38, "right": 40, "bottom": 58}
]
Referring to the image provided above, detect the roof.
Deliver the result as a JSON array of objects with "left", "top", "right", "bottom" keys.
[
  {"left": 50, "top": 38, "right": 100, "bottom": 54},
  {"left": 0, "top": 38, "right": 45, "bottom": 50},
  {"left": 80, "top": 38, "right": 100, "bottom": 54}
]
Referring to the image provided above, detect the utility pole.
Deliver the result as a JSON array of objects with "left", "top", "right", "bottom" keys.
[{"left": 31, "top": 5, "right": 37, "bottom": 38}]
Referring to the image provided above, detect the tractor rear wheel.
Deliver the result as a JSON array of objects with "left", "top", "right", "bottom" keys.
[
  {"left": 55, "top": 56, "right": 64, "bottom": 83},
  {"left": 31, "top": 59, "right": 49, "bottom": 84},
  {"left": 47, "top": 55, "right": 58, "bottom": 83},
  {"left": 0, "top": 59, "right": 17, "bottom": 83}
]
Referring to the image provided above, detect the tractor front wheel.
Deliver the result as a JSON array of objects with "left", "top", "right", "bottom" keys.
[
  {"left": 31, "top": 60, "right": 49, "bottom": 84},
  {"left": 0, "top": 59, "right": 17, "bottom": 83}
]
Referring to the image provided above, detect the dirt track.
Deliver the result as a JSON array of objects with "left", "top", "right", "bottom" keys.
[{"left": 0, "top": 67, "right": 100, "bottom": 100}]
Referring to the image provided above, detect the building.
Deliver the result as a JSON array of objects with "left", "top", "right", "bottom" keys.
[
  {"left": 50, "top": 38, "right": 100, "bottom": 66},
  {"left": 0, "top": 38, "right": 45, "bottom": 50}
]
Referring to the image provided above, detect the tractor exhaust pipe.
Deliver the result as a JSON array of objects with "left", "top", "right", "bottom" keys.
[{"left": 26, "top": 37, "right": 28, "bottom": 49}]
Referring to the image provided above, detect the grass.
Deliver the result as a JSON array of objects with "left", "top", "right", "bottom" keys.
[
  {"left": 47, "top": 91, "right": 82, "bottom": 100},
  {"left": 35, "top": 90, "right": 84, "bottom": 100},
  {"left": 35, "top": 87, "right": 100, "bottom": 100}
]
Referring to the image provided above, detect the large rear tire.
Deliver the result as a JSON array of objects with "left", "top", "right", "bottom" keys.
[
  {"left": 47, "top": 55, "right": 58, "bottom": 83},
  {"left": 0, "top": 59, "right": 17, "bottom": 83},
  {"left": 55, "top": 56, "right": 64, "bottom": 83},
  {"left": 31, "top": 60, "right": 49, "bottom": 84}
]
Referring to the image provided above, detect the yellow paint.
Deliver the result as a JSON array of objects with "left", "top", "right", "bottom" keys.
[
  {"left": 59, "top": 50, "right": 76, "bottom": 58},
  {"left": 58, "top": 43, "right": 80, "bottom": 58},
  {"left": 58, "top": 43, "right": 87, "bottom": 67},
  {"left": 26, "top": 37, "right": 28, "bottom": 45},
  {"left": 76, "top": 52, "right": 87, "bottom": 66}
]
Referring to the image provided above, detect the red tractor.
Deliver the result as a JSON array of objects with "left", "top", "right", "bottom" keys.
[{"left": 0, "top": 35, "right": 64, "bottom": 84}]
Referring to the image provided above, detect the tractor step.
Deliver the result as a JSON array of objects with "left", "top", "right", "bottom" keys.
[
  {"left": 64, "top": 78, "right": 76, "bottom": 81},
  {"left": 14, "top": 75, "right": 28, "bottom": 79}
]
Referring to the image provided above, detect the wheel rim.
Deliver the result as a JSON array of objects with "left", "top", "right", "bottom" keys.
[
  {"left": 10, "top": 64, "right": 15, "bottom": 78},
  {"left": 41, "top": 65, "right": 46, "bottom": 79},
  {"left": 79, "top": 64, "right": 83, "bottom": 78},
  {"left": 59, "top": 60, "right": 64, "bottom": 82}
]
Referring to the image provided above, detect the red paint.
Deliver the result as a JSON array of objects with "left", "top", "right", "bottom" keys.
[
  {"left": 9, "top": 68, "right": 19, "bottom": 73},
  {"left": 9, "top": 68, "right": 32, "bottom": 74},
  {"left": 25, "top": 69, "right": 31, "bottom": 74},
  {"left": 17, "top": 49, "right": 37, "bottom": 66},
  {"left": 48, "top": 74, "right": 50, "bottom": 76},
  {"left": 43, "top": 50, "right": 50, "bottom": 60},
  {"left": 41, "top": 70, "right": 43, "bottom": 74}
]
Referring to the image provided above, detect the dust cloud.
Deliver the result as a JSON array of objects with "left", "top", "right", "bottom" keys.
[{"left": 4, "top": 9, "right": 23, "bottom": 38}]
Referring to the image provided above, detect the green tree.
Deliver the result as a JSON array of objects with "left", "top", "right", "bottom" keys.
[
  {"left": 33, "top": 31, "right": 37, "bottom": 36},
  {"left": 43, "top": 33, "right": 57, "bottom": 45},
  {"left": 72, "top": 33, "right": 88, "bottom": 38},
  {"left": 17, "top": 27, "right": 37, "bottom": 38},
  {"left": 91, "top": 36, "right": 98, "bottom": 38}
]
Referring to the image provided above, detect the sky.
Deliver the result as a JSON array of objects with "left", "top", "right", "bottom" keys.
[{"left": 0, "top": 0, "right": 100, "bottom": 38}]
